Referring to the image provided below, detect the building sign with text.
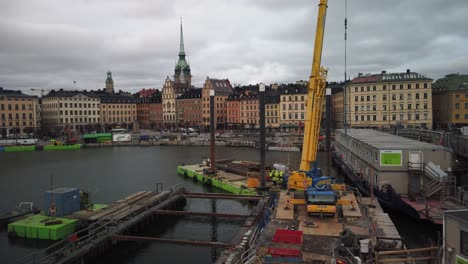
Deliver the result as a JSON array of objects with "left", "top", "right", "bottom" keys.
[{"left": 380, "top": 150, "right": 402, "bottom": 166}]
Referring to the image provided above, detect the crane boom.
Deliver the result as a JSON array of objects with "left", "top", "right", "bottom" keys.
[{"left": 300, "top": 0, "right": 328, "bottom": 172}]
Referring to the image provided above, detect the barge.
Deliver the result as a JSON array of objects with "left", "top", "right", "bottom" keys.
[{"left": 333, "top": 129, "right": 467, "bottom": 224}]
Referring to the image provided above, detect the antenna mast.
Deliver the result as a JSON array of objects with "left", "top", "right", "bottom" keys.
[{"left": 344, "top": 0, "right": 348, "bottom": 135}]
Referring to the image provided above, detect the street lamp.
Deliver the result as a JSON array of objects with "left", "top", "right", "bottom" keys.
[
  {"left": 259, "top": 83, "right": 266, "bottom": 189},
  {"left": 209, "top": 89, "right": 215, "bottom": 174}
]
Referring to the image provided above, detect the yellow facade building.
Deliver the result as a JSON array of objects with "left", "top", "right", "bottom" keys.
[
  {"left": 347, "top": 70, "right": 433, "bottom": 129},
  {"left": 0, "top": 88, "right": 39, "bottom": 137},
  {"left": 433, "top": 73, "right": 468, "bottom": 129}
]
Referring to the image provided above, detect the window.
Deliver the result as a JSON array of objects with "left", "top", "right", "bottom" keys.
[
  {"left": 383, "top": 114, "right": 387, "bottom": 121},
  {"left": 399, "top": 104, "right": 404, "bottom": 110},
  {"left": 424, "top": 93, "right": 428, "bottom": 99},
  {"left": 361, "top": 115, "right": 364, "bottom": 121},
  {"left": 383, "top": 105, "right": 387, "bottom": 111},
  {"left": 367, "top": 86, "right": 370, "bottom": 92},
  {"left": 383, "top": 85, "right": 387, "bottom": 90},
  {"left": 373, "top": 105, "right": 376, "bottom": 111},
  {"left": 360, "top": 96, "right": 364, "bottom": 102},
  {"left": 465, "top": 103, "right": 468, "bottom": 109},
  {"left": 355, "top": 87, "right": 358, "bottom": 92},
  {"left": 367, "top": 96, "right": 370, "bottom": 101},
  {"left": 456, "top": 103, "right": 460, "bottom": 109},
  {"left": 354, "top": 96, "right": 358, "bottom": 102},
  {"left": 408, "top": 84, "right": 411, "bottom": 89},
  {"left": 367, "top": 115, "right": 370, "bottom": 121},
  {"left": 373, "top": 115, "right": 376, "bottom": 121},
  {"left": 416, "top": 93, "right": 420, "bottom": 99},
  {"left": 361, "top": 87, "right": 364, "bottom": 92},
  {"left": 392, "top": 85, "right": 396, "bottom": 90},
  {"left": 416, "top": 83, "right": 420, "bottom": 89},
  {"left": 456, "top": 94, "right": 460, "bottom": 99},
  {"left": 392, "top": 104, "right": 396, "bottom": 110},
  {"left": 408, "top": 113, "right": 412, "bottom": 120},
  {"left": 355, "top": 106, "right": 359, "bottom": 112},
  {"left": 456, "top": 114, "right": 460, "bottom": 119},
  {"left": 407, "top": 93, "right": 412, "bottom": 100},
  {"left": 465, "top": 114, "right": 468, "bottom": 119},
  {"left": 383, "top": 94, "right": 387, "bottom": 101},
  {"left": 416, "top": 103, "right": 420, "bottom": 109},
  {"left": 399, "top": 94, "right": 404, "bottom": 100},
  {"left": 408, "top": 104, "right": 412, "bottom": 110},
  {"left": 424, "top": 103, "right": 428, "bottom": 109},
  {"left": 373, "top": 86, "right": 376, "bottom": 91},
  {"left": 400, "top": 113, "right": 404, "bottom": 120},
  {"left": 392, "top": 114, "right": 396, "bottom": 121},
  {"left": 367, "top": 105, "right": 370, "bottom": 111},
  {"left": 424, "top": 83, "right": 428, "bottom": 88},
  {"left": 400, "top": 84, "right": 403, "bottom": 90},
  {"left": 355, "top": 115, "right": 358, "bottom": 121},
  {"left": 372, "top": 95, "right": 376, "bottom": 101},
  {"left": 424, "top": 113, "right": 429, "bottom": 120}
]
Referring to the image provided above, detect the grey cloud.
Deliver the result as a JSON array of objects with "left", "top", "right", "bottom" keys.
[{"left": 0, "top": 0, "right": 467, "bottom": 93}]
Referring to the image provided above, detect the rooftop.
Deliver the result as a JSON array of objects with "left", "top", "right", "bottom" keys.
[
  {"left": 44, "top": 89, "right": 98, "bottom": 98},
  {"left": 351, "top": 69, "right": 432, "bottom": 84},
  {"left": 445, "top": 209, "right": 468, "bottom": 224},
  {"left": 336, "top": 129, "right": 448, "bottom": 151},
  {"left": 0, "top": 87, "right": 37, "bottom": 98},
  {"left": 177, "top": 88, "right": 202, "bottom": 99},
  {"left": 433, "top": 73, "right": 468, "bottom": 93}
]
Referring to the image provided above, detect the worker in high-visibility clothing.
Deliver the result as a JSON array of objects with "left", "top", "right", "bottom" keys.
[
  {"left": 278, "top": 170, "right": 284, "bottom": 188},
  {"left": 273, "top": 170, "right": 280, "bottom": 186}
]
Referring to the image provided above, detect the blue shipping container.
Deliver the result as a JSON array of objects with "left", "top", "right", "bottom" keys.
[
  {"left": 44, "top": 188, "right": 80, "bottom": 217},
  {"left": 0, "top": 147, "right": 4, "bottom": 152}
]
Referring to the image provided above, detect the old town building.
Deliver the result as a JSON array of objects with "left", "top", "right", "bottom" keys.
[
  {"left": 279, "top": 85, "right": 307, "bottom": 129},
  {"left": 176, "top": 88, "right": 202, "bottom": 128},
  {"left": 240, "top": 92, "right": 259, "bottom": 129},
  {"left": 265, "top": 89, "right": 280, "bottom": 129},
  {"left": 136, "top": 89, "right": 161, "bottom": 129},
  {"left": 0, "top": 87, "right": 39, "bottom": 137},
  {"left": 99, "top": 92, "right": 136, "bottom": 130},
  {"left": 347, "top": 69, "right": 433, "bottom": 129},
  {"left": 41, "top": 89, "right": 100, "bottom": 133},
  {"left": 333, "top": 90, "right": 344, "bottom": 129},
  {"left": 432, "top": 73, "right": 468, "bottom": 129},
  {"left": 202, "top": 78, "right": 233, "bottom": 128},
  {"left": 162, "top": 22, "right": 193, "bottom": 128},
  {"left": 226, "top": 94, "right": 241, "bottom": 128}
]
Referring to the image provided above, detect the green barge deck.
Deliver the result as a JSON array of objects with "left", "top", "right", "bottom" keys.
[{"left": 177, "top": 164, "right": 258, "bottom": 195}]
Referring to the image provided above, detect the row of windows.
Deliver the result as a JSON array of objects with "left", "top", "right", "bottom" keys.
[
  {"left": 454, "top": 114, "right": 468, "bottom": 120},
  {"left": 58, "top": 103, "right": 99, "bottom": 108},
  {"left": 0, "top": 104, "right": 33, "bottom": 110},
  {"left": 354, "top": 93, "right": 429, "bottom": 102},
  {"left": 354, "top": 112, "right": 430, "bottom": 121},
  {"left": 352, "top": 83, "right": 429, "bottom": 92},
  {"left": 281, "top": 95, "right": 306, "bottom": 101},
  {"left": 102, "top": 117, "right": 135, "bottom": 123},
  {"left": 282, "top": 113, "right": 305, "bottom": 120},
  {"left": 59, "top": 110, "right": 100, "bottom": 116},
  {"left": 62, "top": 117, "right": 100, "bottom": 123},
  {"left": 103, "top": 111, "right": 136, "bottom": 116},
  {"left": 354, "top": 103, "right": 429, "bottom": 111},
  {"left": 102, "top": 104, "right": 135, "bottom": 109},
  {"left": 1, "top": 113, "right": 34, "bottom": 120},
  {"left": 2, "top": 121, "right": 34, "bottom": 127},
  {"left": 282, "top": 103, "right": 305, "bottom": 111},
  {"left": 455, "top": 94, "right": 468, "bottom": 99},
  {"left": 454, "top": 103, "right": 468, "bottom": 109},
  {"left": 0, "top": 96, "right": 34, "bottom": 101}
]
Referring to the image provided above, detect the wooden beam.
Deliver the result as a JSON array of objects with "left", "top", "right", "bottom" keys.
[
  {"left": 378, "top": 256, "right": 435, "bottom": 263},
  {"left": 153, "top": 210, "right": 248, "bottom": 218},
  {"left": 184, "top": 193, "right": 262, "bottom": 200},
  {"left": 376, "top": 246, "right": 439, "bottom": 256},
  {"left": 111, "top": 235, "right": 232, "bottom": 248}
]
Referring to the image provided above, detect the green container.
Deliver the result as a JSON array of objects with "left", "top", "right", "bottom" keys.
[
  {"left": 8, "top": 214, "right": 78, "bottom": 240},
  {"left": 4, "top": 146, "right": 36, "bottom": 152},
  {"left": 44, "top": 144, "right": 82, "bottom": 151}
]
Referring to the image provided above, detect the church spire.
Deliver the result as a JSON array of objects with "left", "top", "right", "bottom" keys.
[{"left": 179, "top": 18, "right": 185, "bottom": 56}]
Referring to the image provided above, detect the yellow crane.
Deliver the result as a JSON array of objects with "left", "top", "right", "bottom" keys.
[
  {"left": 287, "top": 0, "right": 331, "bottom": 191},
  {"left": 285, "top": 0, "right": 351, "bottom": 217}
]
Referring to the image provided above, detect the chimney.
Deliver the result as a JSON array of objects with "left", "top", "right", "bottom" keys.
[
  {"left": 406, "top": 69, "right": 410, "bottom": 73},
  {"left": 381, "top": 70, "right": 386, "bottom": 74}
]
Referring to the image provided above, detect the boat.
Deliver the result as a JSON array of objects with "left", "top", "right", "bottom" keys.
[{"left": 0, "top": 202, "right": 38, "bottom": 228}]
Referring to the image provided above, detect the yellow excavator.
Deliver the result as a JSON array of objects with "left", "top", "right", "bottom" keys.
[{"left": 285, "top": 0, "right": 350, "bottom": 217}]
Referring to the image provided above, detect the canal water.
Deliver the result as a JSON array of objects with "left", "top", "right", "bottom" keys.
[{"left": 0, "top": 146, "right": 436, "bottom": 263}]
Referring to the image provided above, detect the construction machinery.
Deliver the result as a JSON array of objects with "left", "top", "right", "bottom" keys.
[{"left": 284, "top": 0, "right": 352, "bottom": 217}]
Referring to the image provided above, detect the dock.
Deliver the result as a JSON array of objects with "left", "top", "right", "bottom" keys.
[{"left": 15, "top": 186, "right": 269, "bottom": 264}]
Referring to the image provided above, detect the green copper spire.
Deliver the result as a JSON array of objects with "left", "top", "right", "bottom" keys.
[
  {"left": 179, "top": 18, "right": 185, "bottom": 56},
  {"left": 106, "top": 69, "right": 113, "bottom": 82}
]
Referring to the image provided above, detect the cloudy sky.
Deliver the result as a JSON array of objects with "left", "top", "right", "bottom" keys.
[{"left": 1, "top": 0, "right": 467, "bottom": 94}]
